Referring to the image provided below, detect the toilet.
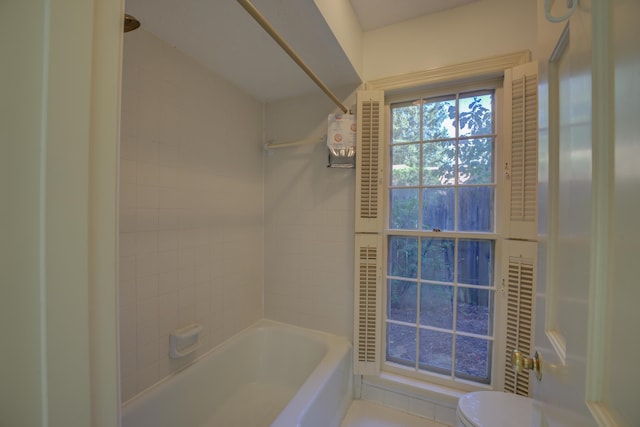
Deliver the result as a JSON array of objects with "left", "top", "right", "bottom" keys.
[
  {"left": 456, "top": 390, "right": 599, "bottom": 427},
  {"left": 456, "top": 391, "right": 539, "bottom": 427}
]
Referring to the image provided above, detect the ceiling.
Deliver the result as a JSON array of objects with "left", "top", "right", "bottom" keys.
[
  {"left": 349, "top": 0, "right": 479, "bottom": 31},
  {"left": 124, "top": 0, "right": 479, "bottom": 103}
]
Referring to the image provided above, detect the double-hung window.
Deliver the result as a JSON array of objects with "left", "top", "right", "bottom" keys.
[
  {"left": 384, "top": 88, "right": 500, "bottom": 387},
  {"left": 353, "top": 61, "right": 537, "bottom": 395}
]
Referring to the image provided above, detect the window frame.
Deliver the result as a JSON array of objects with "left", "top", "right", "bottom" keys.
[{"left": 381, "top": 81, "right": 507, "bottom": 392}]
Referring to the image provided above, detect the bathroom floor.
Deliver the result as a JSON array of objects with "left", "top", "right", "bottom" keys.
[{"left": 341, "top": 401, "right": 450, "bottom": 427}]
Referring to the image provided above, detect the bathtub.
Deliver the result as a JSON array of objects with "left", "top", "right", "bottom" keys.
[{"left": 121, "top": 319, "right": 353, "bottom": 427}]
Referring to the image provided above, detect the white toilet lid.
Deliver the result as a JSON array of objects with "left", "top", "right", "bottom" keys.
[{"left": 457, "top": 391, "right": 537, "bottom": 427}]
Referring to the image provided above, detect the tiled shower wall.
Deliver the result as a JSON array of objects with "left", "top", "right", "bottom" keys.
[
  {"left": 119, "top": 29, "right": 264, "bottom": 402},
  {"left": 263, "top": 88, "right": 359, "bottom": 338}
]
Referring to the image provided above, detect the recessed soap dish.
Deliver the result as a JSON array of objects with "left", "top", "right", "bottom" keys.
[{"left": 169, "top": 323, "right": 203, "bottom": 359}]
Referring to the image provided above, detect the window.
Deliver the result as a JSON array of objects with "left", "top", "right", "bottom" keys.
[
  {"left": 353, "top": 62, "right": 537, "bottom": 395},
  {"left": 385, "top": 90, "right": 499, "bottom": 386}
]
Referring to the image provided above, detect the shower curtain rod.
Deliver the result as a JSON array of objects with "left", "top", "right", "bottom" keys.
[{"left": 236, "top": 0, "right": 349, "bottom": 114}]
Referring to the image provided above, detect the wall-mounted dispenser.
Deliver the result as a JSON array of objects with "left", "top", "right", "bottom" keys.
[{"left": 327, "top": 113, "right": 356, "bottom": 168}]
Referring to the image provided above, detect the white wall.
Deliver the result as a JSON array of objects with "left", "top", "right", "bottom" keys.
[
  {"left": 1, "top": 1, "right": 47, "bottom": 424},
  {"left": 362, "top": 0, "right": 537, "bottom": 81},
  {"left": 263, "top": 87, "right": 358, "bottom": 338},
  {"left": 119, "top": 29, "right": 264, "bottom": 402},
  {"left": 263, "top": 2, "right": 537, "bottom": 341},
  {"left": 1, "top": 0, "right": 122, "bottom": 425},
  {"left": 314, "top": 0, "right": 364, "bottom": 78}
]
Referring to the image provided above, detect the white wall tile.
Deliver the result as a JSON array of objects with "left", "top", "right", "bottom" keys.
[
  {"left": 159, "top": 187, "right": 180, "bottom": 209},
  {"left": 158, "top": 208, "right": 180, "bottom": 230},
  {"left": 137, "top": 141, "right": 159, "bottom": 165},
  {"left": 263, "top": 91, "right": 357, "bottom": 339},
  {"left": 178, "top": 286, "right": 196, "bottom": 309},
  {"left": 119, "top": 184, "right": 137, "bottom": 209},
  {"left": 136, "top": 252, "right": 158, "bottom": 277},
  {"left": 158, "top": 143, "right": 179, "bottom": 166},
  {"left": 158, "top": 271, "right": 179, "bottom": 295},
  {"left": 137, "top": 298, "right": 158, "bottom": 326},
  {"left": 119, "top": 278, "right": 136, "bottom": 307},
  {"left": 119, "top": 256, "right": 136, "bottom": 282},
  {"left": 120, "top": 135, "right": 138, "bottom": 161},
  {"left": 120, "top": 159, "right": 137, "bottom": 184},
  {"left": 136, "top": 320, "right": 158, "bottom": 346},
  {"left": 195, "top": 265, "right": 209, "bottom": 284},
  {"left": 157, "top": 250, "right": 178, "bottom": 274},
  {"left": 158, "top": 165, "right": 177, "bottom": 188},
  {"left": 119, "top": 28, "right": 263, "bottom": 402},
  {"left": 136, "top": 185, "right": 159, "bottom": 208},
  {"left": 158, "top": 229, "right": 178, "bottom": 252},
  {"left": 136, "top": 232, "right": 158, "bottom": 255},
  {"left": 361, "top": 384, "right": 385, "bottom": 405},
  {"left": 137, "top": 362, "right": 160, "bottom": 392},
  {"left": 119, "top": 208, "right": 137, "bottom": 233},
  {"left": 158, "top": 291, "right": 178, "bottom": 314},
  {"left": 137, "top": 162, "right": 159, "bottom": 186},
  {"left": 178, "top": 305, "right": 196, "bottom": 326},
  {"left": 136, "top": 274, "right": 158, "bottom": 301},
  {"left": 136, "top": 208, "right": 158, "bottom": 231},
  {"left": 119, "top": 233, "right": 137, "bottom": 258},
  {"left": 408, "top": 396, "right": 436, "bottom": 419},
  {"left": 178, "top": 268, "right": 195, "bottom": 289},
  {"left": 434, "top": 405, "right": 457, "bottom": 426},
  {"left": 178, "top": 245, "right": 196, "bottom": 268},
  {"left": 158, "top": 311, "right": 178, "bottom": 337}
]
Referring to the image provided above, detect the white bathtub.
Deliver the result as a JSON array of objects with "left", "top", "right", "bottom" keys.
[{"left": 121, "top": 319, "right": 353, "bottom": 427}]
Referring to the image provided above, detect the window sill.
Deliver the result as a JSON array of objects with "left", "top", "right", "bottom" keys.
[{"left": 362, "top": 371, "right": 468, "bottom": 409}]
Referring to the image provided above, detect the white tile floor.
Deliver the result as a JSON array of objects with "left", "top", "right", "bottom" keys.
[{"left": 341, "top": 400, "right": 451, "bottom": 427}]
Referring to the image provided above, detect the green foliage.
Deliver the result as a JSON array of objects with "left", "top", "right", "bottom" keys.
[
  {"left": 450, "top": 95, "right": 493, "bottom": 136},
  {"left": 387, "top": 95, "right": 495, "bottom": 382},
  {"left": 390, "top": 94, "right": 494, "bottom": 230},
  {"left": 388, "top": 93, "right": 495, "bottom": 313}
]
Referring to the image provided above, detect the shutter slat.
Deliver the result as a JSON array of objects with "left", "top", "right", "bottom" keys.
[
  {"left": 354, "top": 90, "right": 384, "bottom": 375},
  {"left": 503, "top": 241, "right": 537, "bottom": 396},
  {"left": 353, "top": 234, "right": 382, "bottom": 375},
  {"left": 506, "top": 62, "right": 538, "bottom": 240},
  {"left": 356, "top": 91, "right": 385, "bottom": 231}
]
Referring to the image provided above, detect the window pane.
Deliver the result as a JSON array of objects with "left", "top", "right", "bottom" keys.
[
  {"left": 387, "top": 323, "right": 416, "bottom": 365},
  {"left": 391, "top": 144, "right": 420, "bottom": 186},
  {"left": 422, "top": 141, "right": 456, "bottom": 186},
  {"left": 422, "top": 97, "right": 456, "bottom": 140},
  {"left": 390, "top": 189, "right": 419, "bottom": 229},
  {"left": 388, "top": 236, "right": 418, "bottom": 279},
  {"left": 459, "top": 138, "right": 493, "bottom": 184},
  {"left": 392, "top": 104, "right": 420, "bottom": 143},
  {"left": 420, "top": 238, "right": 454, "bottom": 282},
  {"left": 458, "top": 93, "right": 493, "bottom": 137},
  {"left": 388, "top": 280, "right": 417, "bottom": 323},
  {"left": 387, "top": 89, "right": 496, "bottom": 387},
  {"left": 457, "top": 288, "right": 493, "bottom": 335},
  {"left": 457, "top": 239, "right": 493, "bottom": 286},
  {"left": 458, "top": 186, "right": 493, "bottom": 232},
  {"left": 422, "top": 188, "right": 455, "bottom": 231},
  {"left": 420, "top": 284, "right": 453, "bottom": 329},
  {"left": 455, "top": 336, "right": 491, "bottom": 382},
  {"left": 419, "top": 329, "right": 452, "bottom": 374}
]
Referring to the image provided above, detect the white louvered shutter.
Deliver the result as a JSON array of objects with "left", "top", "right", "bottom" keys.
[
  {"left": 355, "top": 90, "right": 385, "bottom": 233},
  {"left": 505, "top": 62, "right": 538, "bottom": 241},
  {"left": 354, "top": 90, "right": 384, "bottom": 375},
  {"left": 502, "top": 62, "right": 539, "bottom": 395},
  {"left": 353, "top": 234, "right": 382, "bottom": 375},
  {"left": 502, "top": 240, "right": 537, "bottom": 396}
]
